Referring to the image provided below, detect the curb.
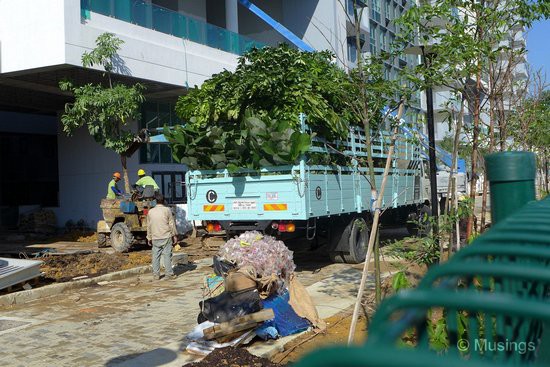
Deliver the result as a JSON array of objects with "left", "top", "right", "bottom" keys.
[{"left": 0, "top": 265, "right": 152, "bottom": 307}]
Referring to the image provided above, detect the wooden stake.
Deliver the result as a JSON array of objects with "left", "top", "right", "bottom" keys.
[
  {"left": 203, "top": 308, "right": 274, "bottom": 340},
  {"left": 347, "top": 102, "right": 405, "bottom": 345}
]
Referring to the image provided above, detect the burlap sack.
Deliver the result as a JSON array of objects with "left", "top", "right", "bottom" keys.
[
  {"left": 224, "top": 266, "right": 258, "bottom": 292},
  {"left": 288, "top": 274, "right": 326, "bottom": 332}
]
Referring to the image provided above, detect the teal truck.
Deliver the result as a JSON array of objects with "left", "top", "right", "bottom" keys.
[{"left": 183, "top": 114, "right": 430, "bottom": 263}]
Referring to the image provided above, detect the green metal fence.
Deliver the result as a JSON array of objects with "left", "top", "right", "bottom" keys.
[
  {"left": 80, "top": 0, "right": 267, "bottom": 55},
  {"left": 295, "top": 152, "right": 550, "bottom": 366}
]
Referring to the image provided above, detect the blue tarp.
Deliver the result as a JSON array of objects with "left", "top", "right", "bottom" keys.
[{"left": 257, "top": 290, "right": 310, "bottom": 338}]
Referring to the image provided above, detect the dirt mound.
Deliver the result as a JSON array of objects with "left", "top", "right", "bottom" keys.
[
  {"left": 53, "top": 231, "right": 98, "bottom": 243},
  {"left": 184, "top": 347, "right": 284, "bottom": 367},
  {"left": 41, "top": 252, "right": 151, "bottom": 282}
]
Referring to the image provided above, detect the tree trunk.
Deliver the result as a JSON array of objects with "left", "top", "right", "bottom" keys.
[
  {"left": 374, "top": 229, "right": 381, "bottom": 304},
  {"left": 480, "top": 66, "right": 497, "bottom": 232},
  {"left": 545, "top": 152, "right": 549, "bottom": 194},
  {"left": 348, "top": 103, "right": 404, "bottom": 345},
  {"left": 466, "top": 59, "right": 483, "bottom": 241},
  {"left": 443, "top": 97, "right": 464, "bottom": 259},
  {"left": 120, "top": 155, "right": 131, "bottom": 193}
]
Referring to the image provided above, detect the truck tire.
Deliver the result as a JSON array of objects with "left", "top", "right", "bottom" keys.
[
  {"left": 110, "top": 222, "right": 134, "bottom": 252},
  {"left": 97, "top": 233, "right": 109, "bottom": 248},
  {"left": 342, "top": 218, "right": 368, "bottom": 264},
  {"left": 328, "top": 217, "right": 368, "bottom": 264}
]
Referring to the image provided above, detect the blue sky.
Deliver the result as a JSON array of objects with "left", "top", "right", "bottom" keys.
[{"left": 526, "top": 20, "right": 550, "bottom": 78}]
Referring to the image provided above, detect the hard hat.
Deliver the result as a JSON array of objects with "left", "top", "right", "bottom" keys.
[
  {"left": 113, "top": 172, "right": 121, "bottom": 179},
  {"left": 137, "top": 169, "right": 146, "bottom": 176}
]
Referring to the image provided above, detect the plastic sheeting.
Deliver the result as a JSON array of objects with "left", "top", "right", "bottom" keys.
[{"left": 257, "top": 290, "right": 310, "bottom": 337}]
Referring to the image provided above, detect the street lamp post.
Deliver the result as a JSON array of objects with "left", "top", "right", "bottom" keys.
[
  {"left": 423, "top": 52, "right": 439, "bottom": 239},
  {"left": 405, "top": 45, "right": 439, "bottom": 239}
]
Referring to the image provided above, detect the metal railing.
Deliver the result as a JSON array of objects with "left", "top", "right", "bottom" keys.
[{"left": 81, "top": 0, "right": 267, "bottom": 55}]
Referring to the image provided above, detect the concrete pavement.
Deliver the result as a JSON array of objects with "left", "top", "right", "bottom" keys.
[{"left": 0, "top": 257, "right": 382, "bottom": 367}]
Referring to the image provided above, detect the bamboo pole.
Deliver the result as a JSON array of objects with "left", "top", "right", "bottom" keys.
[{"left": 347, "top": 102, "right": 405, "bottom": 345}]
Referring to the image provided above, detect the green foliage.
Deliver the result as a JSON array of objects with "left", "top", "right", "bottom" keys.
[
  {"left": 509, "top": 90, "right": 550, "bottom": 155},
  {"left": 59, "top": 33, "right": 145, "bottom": 155},
  {"left": 165, "top": 114, "right": 312, "bottom": 171},
  {"left": 81, "top": 33, "right": 124, "bottom": 73},
  {"left": 386, "top": 237, "right": 440, "bottom": 268},
  {"left": 176, "top": 44, "right": 354, "bottom": 140},
  {"left": 391, "top": 271, "right": 410, "bottom": 293}
]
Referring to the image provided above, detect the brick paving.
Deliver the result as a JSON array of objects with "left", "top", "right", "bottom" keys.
[{"left": 0, "top": 257, "right": 354, "bottom": 367}]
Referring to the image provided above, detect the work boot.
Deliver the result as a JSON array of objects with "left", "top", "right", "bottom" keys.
[
  {"left": 164, "top": 274, "right": 177, "bottom": 280},
  {"left": 153, "top": 274, "right": 161, "bottom": 280}
]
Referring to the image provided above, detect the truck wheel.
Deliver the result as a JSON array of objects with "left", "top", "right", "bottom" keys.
[
  {"left": 328, "top": 217, "right": 368, "bottom": 264},
  {"left": 110, "top": 222, "right": 133, "bottom": 252},
  {"left": 342, "top": 218, "right": 368, "bottom": 264},
  {"left": 97, "top": 233, "right": 110, "bottom": 248}
]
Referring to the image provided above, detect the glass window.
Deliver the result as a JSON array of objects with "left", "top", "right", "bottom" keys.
[
  {"left": 140, "top": 101, "right": 179, "bottom": 164},
  {"left": 152, "top": 171, "right": 186, "bottom": 204},
  {"left": 370, "top": 24, "right": 377, "bottom": 54},
  {"left": 379, "top": 29, "right": 386, "bottom": 51},
  {"left": 348, "top": 41, "right": 358, "bottom": 63},
  {"left": 371, "top": 0, "right": 381, "bottom": 22},
  {"left": 384, "top": 0, "right": 391, "bottom": 19}
]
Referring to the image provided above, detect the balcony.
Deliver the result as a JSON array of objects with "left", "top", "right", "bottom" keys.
[{"left": 81, "top": 0, "right": 266, "bottom": 56}]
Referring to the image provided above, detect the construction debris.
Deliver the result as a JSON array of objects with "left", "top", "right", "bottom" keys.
[
  {"left": 0, "top": 257, "right": 43, "bottom": 291},
  {"left": 187, "top": 231, "right": 319, "bottom": 357}
]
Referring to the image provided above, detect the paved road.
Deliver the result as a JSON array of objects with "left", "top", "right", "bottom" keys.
[{"left": 0, "top": 249, "right": 372, "bottom": 367}]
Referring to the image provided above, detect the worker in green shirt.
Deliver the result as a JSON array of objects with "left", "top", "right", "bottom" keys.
[
  {"left": 135, "top": 169, "right": 160, "bottom": 190},
  {"left": 106, "top": 172, "right": 123, "bottom": 199}
]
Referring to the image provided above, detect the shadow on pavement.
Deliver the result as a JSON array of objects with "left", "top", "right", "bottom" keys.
[{"left": 104, "top": 347, "right": 178, "bottom": 367}]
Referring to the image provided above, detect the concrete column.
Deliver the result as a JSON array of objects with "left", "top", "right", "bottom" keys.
[{"left": 225, "top": 0, "right": 239, "bottom": 33}]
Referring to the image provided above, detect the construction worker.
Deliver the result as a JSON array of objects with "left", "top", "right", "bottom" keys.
[
  {"left": 135, "top": 169, "right": 159, "bottom": 190},
  {"left": 147, "top": 193, "right": 177, "bottom": 280},
  {"left": 107, "top": 172, "right": 123, "bottom": 199}
]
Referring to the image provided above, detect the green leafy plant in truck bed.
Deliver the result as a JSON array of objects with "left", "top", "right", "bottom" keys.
[{"left": 167, "top": 45, "right": 358, "bottom": 171}]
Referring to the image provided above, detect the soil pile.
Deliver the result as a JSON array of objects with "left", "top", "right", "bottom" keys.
[
  {"left": 184, "top": 347, "right": 285, "bottom": 367},
  {"left": 41, "top": 252, "right": 151, "bottom": 282}
]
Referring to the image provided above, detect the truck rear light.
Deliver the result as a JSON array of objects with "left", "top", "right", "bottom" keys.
[
  {"left": 286, "top": 223, "right": 296, "bottom": 232},
  {"left": 278, "top": 223, "right": 287, "bottom": 232},
  {"left": 206, "top": 222, "right": 222, "bottom": 232},
  {"left": 271, "top": 222, "right": 279, "bottom": 230}
]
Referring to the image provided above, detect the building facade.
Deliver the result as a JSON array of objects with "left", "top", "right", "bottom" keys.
[{"left": 0, "top": 0, "right": 417, "bottom": 228}]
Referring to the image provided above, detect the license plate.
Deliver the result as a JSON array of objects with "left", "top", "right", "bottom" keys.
[{"left": 232, "top": 200, "right": 257, "bottom": 211}]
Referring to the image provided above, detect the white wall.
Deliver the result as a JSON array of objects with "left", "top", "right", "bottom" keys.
[
  {"left": 64, "top": 0, "right": 238, "bottom": 88},
  {"left": 282, "top": 0, "right": 349, "bottom": 67},
  {"left": 1, "top": 0, "right": 238, "bottom": 88},
  {"left": 238, "top": 0, "right": 285, "bottom": 44},
  {"left": 55, "top": 120, "right": 185, "bottom": 227},
  {"left": 0, "top": 0, "right": 66, "bottom": 73}
]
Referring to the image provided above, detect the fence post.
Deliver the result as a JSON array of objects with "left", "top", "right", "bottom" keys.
[{"left": 485, "top": 151, "right": 536, "bottom": 224}]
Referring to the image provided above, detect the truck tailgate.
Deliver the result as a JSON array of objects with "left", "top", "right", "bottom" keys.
[{"left": 187, "top": 173, "right": 307, "bottom": 221}]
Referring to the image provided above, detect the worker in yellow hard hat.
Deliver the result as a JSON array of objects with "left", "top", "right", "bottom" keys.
[
  {"left": 106, "top": 172, "right": 123, "bottom": 199},
  {"left": 135, "top": 169, "right": 160, "bottom": 190}
]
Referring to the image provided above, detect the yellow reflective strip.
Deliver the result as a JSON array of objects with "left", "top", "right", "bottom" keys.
[
  {"left": 264, "top": 203, "right": 288, "bottom": 211},
  {"left": 215, "top": 205, "right": 225, "bottom": 211}
]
